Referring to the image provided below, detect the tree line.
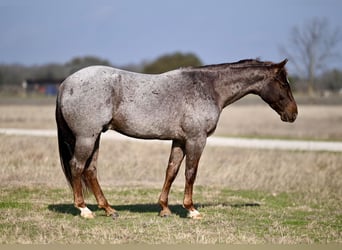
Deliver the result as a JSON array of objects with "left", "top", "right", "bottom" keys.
[
  {"left": 1, "top": 53, "right": 341, "bottom": 95},
  {"left": 0, "top": 53, "right": 201, "bottom": 87}
]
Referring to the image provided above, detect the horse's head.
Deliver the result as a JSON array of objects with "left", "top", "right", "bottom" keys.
[{"left": 259, "top": 59, "right": 298, "bottom": 123}]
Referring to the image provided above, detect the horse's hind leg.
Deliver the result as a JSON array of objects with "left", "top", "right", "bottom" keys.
[
  {"left": 82, "top": 135, "right": 118, "bottom": 218},
  {"left": 70, "top": 136, "right": 100, "bottom": 218}
]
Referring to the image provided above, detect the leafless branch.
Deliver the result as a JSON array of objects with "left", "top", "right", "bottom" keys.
[{"left": 279, "top": 17, "right": 342, "bottom": 94}]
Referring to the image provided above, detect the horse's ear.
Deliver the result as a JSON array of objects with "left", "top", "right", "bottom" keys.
[
  {"left": 272, "top": 59, "right": 288, "bottom": 74},
  {"left": 277, "top": 58, "right": 288, "bottom": 68}
]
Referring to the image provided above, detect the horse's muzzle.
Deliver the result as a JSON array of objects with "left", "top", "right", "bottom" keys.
[
  {"left": 281, "top": 112, "right": 297, "bottom": 123},
  {"left": 281, "top": 104, "right": 298, "bottom": 123}
]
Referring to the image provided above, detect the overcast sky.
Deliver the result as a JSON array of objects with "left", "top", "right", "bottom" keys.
[{"left": 1, "top": 0, "right": 341, "bottom": 72}]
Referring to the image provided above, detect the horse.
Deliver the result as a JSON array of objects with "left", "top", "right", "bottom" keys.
[{"left": 55, "top": 58, "right": 297, "bottom": 219}]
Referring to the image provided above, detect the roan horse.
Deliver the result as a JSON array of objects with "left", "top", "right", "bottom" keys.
[{"left": 56, "top": 59, "right": 297, "bottom": 219}]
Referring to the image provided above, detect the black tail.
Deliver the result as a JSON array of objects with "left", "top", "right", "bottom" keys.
[{"left": 56, "top": 93, "right": 75, "bottom": 188}]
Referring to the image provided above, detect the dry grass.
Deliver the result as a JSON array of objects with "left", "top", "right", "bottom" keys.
[
  {"left": 0, "top": 135, "right": 341, "bottom": 198},
  {"left": 218, "top": 104, "right": 342, "bottom": 140},
  {"left": 0, "top": 105, "right": 56, "bottom": 129}
]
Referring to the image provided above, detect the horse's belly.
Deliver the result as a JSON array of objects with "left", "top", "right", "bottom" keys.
[{"left": 110, "top": 110, "right": 184, "bottom": 140}]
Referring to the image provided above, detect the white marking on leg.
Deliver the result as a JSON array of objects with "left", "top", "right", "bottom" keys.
[
  {"left": 79, "top": 207, "right": 95, "bottom": 219},
  {"left": 188, "top": 209, "right": 202, "bottom": 219}
]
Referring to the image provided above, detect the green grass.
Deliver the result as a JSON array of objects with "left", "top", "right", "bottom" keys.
[{"left": 0, "top": 186, "right": 341, "bottom": 244}]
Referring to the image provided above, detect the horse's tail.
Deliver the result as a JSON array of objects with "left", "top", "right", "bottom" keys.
[{"left": 56, "top": 89, "right": 75, "bottom": 188}]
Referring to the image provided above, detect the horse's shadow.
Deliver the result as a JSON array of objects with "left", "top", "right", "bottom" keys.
[
  {"left": 48, "top": 202, "right": 260, "bottom": 218},
  {"left": 48, "top": 203, "right": 187, "bottom": 218}
]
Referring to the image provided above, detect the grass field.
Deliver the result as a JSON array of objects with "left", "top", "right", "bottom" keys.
[
  {"left": 0, "top": 96, "right": 341, "bottom": 243},
  {"left": 1, "top": 185, "right": 341, "bottom": 243}
]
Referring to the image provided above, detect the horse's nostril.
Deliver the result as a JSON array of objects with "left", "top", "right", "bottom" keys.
[
  {"left": 289, "top": 112, "right": 297, "bottom": 122},
  {"left": 293, "top": 112, "right": 297, "bottom": 121}
]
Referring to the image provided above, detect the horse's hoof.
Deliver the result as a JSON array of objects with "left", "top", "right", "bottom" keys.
[
  {"left": 83, "top": 213, "right": 95, "bottom": 219},
  {"left": 159, "top": 209, "right": 172, "bottom": 218},
  {"left": 111, "top": 212, "right": 119, "bottom": 220},
  {"left": 187, "top": 209, "right": 203, "bottom": 220},
  {"left": 160, "top": 213, "right": 170, "bottom": 218},
  {"left": 79, "top": 207, "right": 95, "bottom": 219}
]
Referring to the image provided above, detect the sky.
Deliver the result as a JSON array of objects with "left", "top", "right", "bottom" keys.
[{"left": 1, "top": 0, "right": 342, "bottom": 72}]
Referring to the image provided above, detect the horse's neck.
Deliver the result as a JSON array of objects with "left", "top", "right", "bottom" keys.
[{"left": 212, "top": 67, "right": 267, "bottom": 109}]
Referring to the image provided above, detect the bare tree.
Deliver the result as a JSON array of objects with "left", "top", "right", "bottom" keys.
[{"left": 280, "top": 18, "right": 341, "bottom": 95}]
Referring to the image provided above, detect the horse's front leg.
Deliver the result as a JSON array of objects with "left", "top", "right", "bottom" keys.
[
  {"left": 183, "top": 137, "right": 206, "bottom": 219},
  {"left": 158, "top": 140, "right": 185, "bottom": 217}
]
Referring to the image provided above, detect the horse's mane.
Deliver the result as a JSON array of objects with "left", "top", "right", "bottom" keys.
[
  {"left": 189, "top": 59, "right": 274, "bottom": 71},
  {"left": 181, "top": 58, "right": 288, "bottom": 82}
]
